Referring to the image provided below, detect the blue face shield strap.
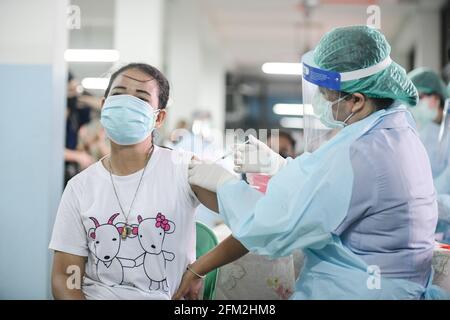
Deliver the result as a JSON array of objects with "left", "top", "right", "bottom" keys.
[
  {"left": 303, "top": 62, "right": 342, "bottom": 91},
  {"left": 301, "top": 50, "right": 393, "bottom": 91}
]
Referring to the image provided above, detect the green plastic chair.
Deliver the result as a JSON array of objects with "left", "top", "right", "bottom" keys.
[{"left": 195, "top": 222, "right": 219, "bottom": 300}]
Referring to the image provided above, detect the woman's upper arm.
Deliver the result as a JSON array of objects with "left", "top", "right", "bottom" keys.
[
  {"left": 51, "top": 251, "right": 87, "bottom": 299},
  {"left": 191, "top": 185, "right": 219, "bottom": 213},
  {"left": 52, "top": 251, "right": 86, "bottom": 275},
  {"left": 49, "top": 181, "right": 89, "bottom": 256}
]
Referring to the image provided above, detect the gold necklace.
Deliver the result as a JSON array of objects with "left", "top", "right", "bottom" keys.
[{"left": 108, "top": 145, "right": 154, "bottom": 240}]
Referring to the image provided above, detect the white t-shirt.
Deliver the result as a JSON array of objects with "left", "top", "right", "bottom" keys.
[{"left": 49, "top": 146, "right": 199, "bottom": 299}]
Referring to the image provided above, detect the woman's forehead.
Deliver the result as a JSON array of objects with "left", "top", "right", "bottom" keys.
[{"left": 111, "top": 69, "right": 158, "bottom": 92}]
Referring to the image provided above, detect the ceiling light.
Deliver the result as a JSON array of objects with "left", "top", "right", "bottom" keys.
[
  {"left": 280, "top": 117, "right": 304, "bottom": 129},
  {"left": 262, "top": 62, "right": 302, "bottom": 75},
  {"left": 64, "top": 49, "right": 120, "bottom": 62},
  {"left": 81, "top": 77, "right": 110, "bottom": 90},
  {"left": 273, "top": 103, "right": 313, "bottom": 116}
]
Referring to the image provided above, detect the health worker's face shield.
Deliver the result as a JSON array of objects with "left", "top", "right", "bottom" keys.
[
  {"left": 300, "top": 50, "right": 393, "bottom": 153},
  {"left": 438, "top": 99, "right": 450, "bottom": 163},
  {"left": 301, "top": 51, "right": 351, "bottom": 153}
]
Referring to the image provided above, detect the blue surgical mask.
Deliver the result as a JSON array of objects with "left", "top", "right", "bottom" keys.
[
  {"left": 100, "top": 94, "right": 159, "bottom": 145},
  {"left": 312, "top": 92, "right": 353, "bottom": 128}
]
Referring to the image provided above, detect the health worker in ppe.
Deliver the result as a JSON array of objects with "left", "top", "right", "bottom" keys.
[
  {"left": 408, "top": 68, "right": 450, "bottom": 178},
  {"left": 407, "top": 69, "right": 450, "bottom": 243},
  {"left": 184, "top": 26, "right": 449, "bottom": 299}
]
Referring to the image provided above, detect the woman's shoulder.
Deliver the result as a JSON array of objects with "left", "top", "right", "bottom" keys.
[
  {"left": 66, "top": 160, "right": 103, "bottom": 189},
  {"left": 154, "top": 145, "right": 194, "bottom": 167}
]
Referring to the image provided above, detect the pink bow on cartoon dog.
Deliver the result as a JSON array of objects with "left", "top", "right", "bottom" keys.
[{"left": 155, "top": 213, "right": 171, "bottom": 232}]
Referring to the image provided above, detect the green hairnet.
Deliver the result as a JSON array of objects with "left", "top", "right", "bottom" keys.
[
  {"left": 313, "top": 25, "right": 418, "bottom": 106},
  {"left": 408, "top": 67, "right": 448, "bottom": 101}
]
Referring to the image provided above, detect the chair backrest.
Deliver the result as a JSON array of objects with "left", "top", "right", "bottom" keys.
[{"left": 196, "top": 222, "right": 219, "bottom": 300}]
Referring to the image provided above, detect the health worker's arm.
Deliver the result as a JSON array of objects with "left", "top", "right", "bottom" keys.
[
  {"left": 189, "top": 235, "right": 248, "bottom": 276},
  {"left": 173, "top": 235, "right": 248, "bottom": 300}
]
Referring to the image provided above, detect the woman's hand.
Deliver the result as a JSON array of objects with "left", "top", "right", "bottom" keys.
[{"left": 172, "top": 268, "right": 203, "bottom": 300}]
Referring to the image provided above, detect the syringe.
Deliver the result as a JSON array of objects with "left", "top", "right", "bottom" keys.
[{"left": 213, "top": 139, "right": 250, "bottom": 162}]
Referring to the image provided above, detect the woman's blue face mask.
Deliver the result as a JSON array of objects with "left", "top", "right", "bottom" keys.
[{"left": 100, "top": 94, "right": 160, "bottom": 145}]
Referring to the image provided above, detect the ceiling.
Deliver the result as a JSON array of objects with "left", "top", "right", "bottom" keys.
[
  {"left": 201, "top": 0, "right": 445, "bottom": 73},
  {"left": 70, "top": 0, "right": 447, "bottom": 77}
]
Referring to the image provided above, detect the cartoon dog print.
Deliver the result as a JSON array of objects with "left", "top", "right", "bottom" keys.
[
  {"left": 134, "top": 213, "right": 176, "bottom": 292},
  {"left": 88, "top": 213, "right": 135, "bottom": 286}
]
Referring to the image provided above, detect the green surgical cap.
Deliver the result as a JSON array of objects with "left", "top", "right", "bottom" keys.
[
  {"left": 408, "top": 67, "right": 449, "bottom": 101},
  {"left": 313, "top": 25, "right": 418, "bottom": 106}
]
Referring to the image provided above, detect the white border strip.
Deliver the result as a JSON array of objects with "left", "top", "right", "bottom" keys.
[{"left": 340, "top": 56, "right": 392, "bottom": 81}]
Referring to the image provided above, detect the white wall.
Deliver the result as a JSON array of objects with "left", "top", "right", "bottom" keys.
[
  {"left": 115, "top": 0, "right": 165, "bottom": 68},
  {"left": 198, "top": 46, "right": 226, "bottom": 133},
  {"left": 392, "top": 4, "right": 443, "bottom": 72},
  {"left": 0, "top": 0, "right": 67, "bottom": 299},
  {"left": 414, "top": 9, "right": 442, "bottom": 72},
  {"left": 165, "top": 0, "right": 226, "bottom": 134}
]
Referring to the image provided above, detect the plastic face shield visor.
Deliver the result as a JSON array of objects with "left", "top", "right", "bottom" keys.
[
  {"left": 301, "top": 51, "right": 346, "bottom": 153},
  {"left": 438, "top": 99, "right": 450, "bottom": 162},
  {"left": 301, "top": 51, "right": 392, "bottom": 153}
]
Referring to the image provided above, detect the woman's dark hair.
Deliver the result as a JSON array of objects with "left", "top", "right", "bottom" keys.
[{"left": 104, "top": 63, "right": 170, "bottom": 109}]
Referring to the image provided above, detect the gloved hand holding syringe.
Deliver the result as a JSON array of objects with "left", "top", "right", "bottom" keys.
[{"left": 213, "top": 135, "right": 287, "bottom": 176}]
